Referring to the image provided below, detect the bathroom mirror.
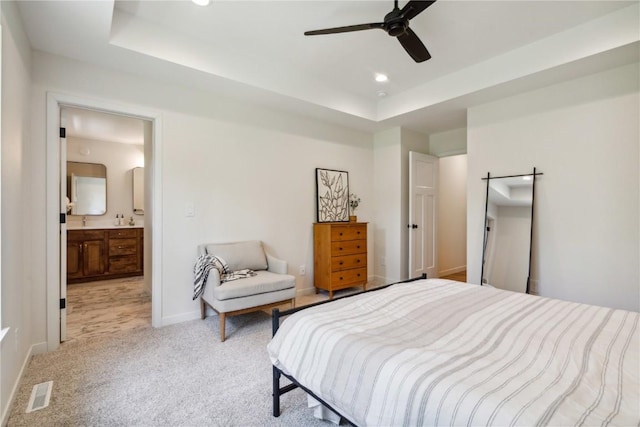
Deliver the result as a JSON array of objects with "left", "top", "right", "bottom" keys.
[
  {"left": 481, "top": 169, "right": 541, "bottom": 294},
  {"left": 132, "top": 167, "right": 144, "bottom": 215},
  {"left": 67, "top": 161, "right": 107, "bottom": 216}
]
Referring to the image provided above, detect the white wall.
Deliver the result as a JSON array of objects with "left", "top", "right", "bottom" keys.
[
  {"left": 1, "top": 2, "right": 32, "bottom": 423},
  {"left": 430, "top": 127, "right": 467, "bottom": 157},
  {"left": 373, "top": 128, "right": 401, "bottom": 283},
  {"left": 438, "top": 154, "right": 467, "bottom": 276},
  {"left": 28, "top": 51, "right": 375, "bottom": 331},
  {"left": 66, "top": 137, "right": 145, "bottom": 226},
  {"left": 371, "top": 128, "right": 430, "bottom": 284},
  {"left": 468, "top": 63, "right": 639, "bottom": 311}
]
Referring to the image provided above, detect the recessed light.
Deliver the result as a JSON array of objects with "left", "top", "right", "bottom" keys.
[
  {"left": 375, "top": 73, "right": 388, "bottom": 83},
  {"left": 192, "top": 0, "right": 210, "bottom": 6}
]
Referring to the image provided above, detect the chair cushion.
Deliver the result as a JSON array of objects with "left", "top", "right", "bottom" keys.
[
  {"left": 205, "top": 240, "right": 268, "bottom": 271},
  {"left": 213, "top": 270, "right": 295, "bottom": 301}
]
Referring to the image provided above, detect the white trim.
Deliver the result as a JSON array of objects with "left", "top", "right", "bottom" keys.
[
  {"left": 435, "top": 149, "right": 467, "bottom": 158},
  {"left": 161, "top": 311, "right": 201, "bottom": 327},
  {"left": 45, "top": 92, "right": 163, "bottom": 351},
  {"left": 1, "top": 343, "right": 34, "bottom": 426}
]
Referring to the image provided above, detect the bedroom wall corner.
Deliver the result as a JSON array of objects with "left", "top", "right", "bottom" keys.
[
  {"left": 30, "top": 51, "right": 377, "bottom": 326},
  {"left": 467, "top": 62, "right": 639, "bottom": 311}
]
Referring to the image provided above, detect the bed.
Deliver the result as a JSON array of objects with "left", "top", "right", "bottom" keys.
[{"left": 268, "top": 278, "right": 639, "bottom": 426}]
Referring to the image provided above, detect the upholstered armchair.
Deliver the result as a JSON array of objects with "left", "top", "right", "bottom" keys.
[{"left": 197, "top": 240, "right": 295, "bottom": 341}]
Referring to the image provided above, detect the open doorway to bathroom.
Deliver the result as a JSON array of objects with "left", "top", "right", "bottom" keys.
[{"left": 62, "top": 106, "right": 151, "bottom": 342}]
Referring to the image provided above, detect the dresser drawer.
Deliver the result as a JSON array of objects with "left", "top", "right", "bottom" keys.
[
  {"left": 108, "top": 255, "right": 138, "bottom": 273},
  {"left": 331, "top": 268, "right": 367, "bottom": 287},
  {"left": 331, "top": 239, "right": 366, "bottom": 256},
  {"left": 108, "top": 229, "right": 138, "bottom": 239},
  {"left": 331, "top": 224, "right": 366, "bottom": 241},
  {"left": 109, "top": 238, "right": 137, "bottom": 255},
  {"left": 331, "top": 254, "right": 367, "bottom": 272}
]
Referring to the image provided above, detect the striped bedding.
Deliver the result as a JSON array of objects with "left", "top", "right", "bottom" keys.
[{"left": 267, "top": 279, "right": 640, "bottom": 426}]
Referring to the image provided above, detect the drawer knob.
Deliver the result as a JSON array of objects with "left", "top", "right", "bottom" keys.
[
  {"left": 339, "top": 232, "right": 343, "bottom": 236},
  {"left": 339, "top": 276, "right": 343, "bottom": 280},
  {"left": 339, "top": 261, "right": 343, "bottom": 265},
  {"left": 357, "top": 273, "right": 361, "bottom": 277},
  {"left": 356, "top": 259, "right": 360, "bottom": 263},
  {"left": 357, "top": 246, "right": 360, "bottom": 249},
  {"left": 338, "top": 247, "right": 343, "bottom": 251},
  {"left": 118, "top": 246, "right": 123, "bottom": 249}
]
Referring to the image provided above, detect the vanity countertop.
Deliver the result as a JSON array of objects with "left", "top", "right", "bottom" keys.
[{"left": 67, "top": 223, "right": 143, "bottom": 230}]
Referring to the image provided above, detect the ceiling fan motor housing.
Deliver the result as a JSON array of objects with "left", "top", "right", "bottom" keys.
[
  {"left": 384, "top": 9, "right": 409, "bottom": 37},
  {"left": 386, "top": 21, "right": 408, "bottom": 37}
]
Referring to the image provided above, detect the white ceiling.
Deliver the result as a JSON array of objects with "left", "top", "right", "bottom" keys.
[
  {"left": 61, "top": 107, "right": 146, "bottom": 145},
  {"left": 16, "top": 1, "right": 640, "bottom": 140}
]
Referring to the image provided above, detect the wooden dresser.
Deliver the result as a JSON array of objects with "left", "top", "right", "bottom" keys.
[
  {"left": 67, "top": 227, "right": 143, "bottom": 283},
  {"left": 313, "top": 222, "right": 367, "bottom": 298}
]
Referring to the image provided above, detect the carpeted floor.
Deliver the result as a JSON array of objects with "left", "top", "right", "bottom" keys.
[{"left": 7, "top": 312, "right": 335, "bottom": 426}]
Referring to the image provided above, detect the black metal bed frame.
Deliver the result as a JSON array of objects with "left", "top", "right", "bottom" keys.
[{"left": 270, "top": 273, "right": 427, "bottom": 425}]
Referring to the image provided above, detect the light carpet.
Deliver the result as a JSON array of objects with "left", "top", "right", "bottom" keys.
[{"left": 7, "top": 312, "right": 333, "bottom": 426}]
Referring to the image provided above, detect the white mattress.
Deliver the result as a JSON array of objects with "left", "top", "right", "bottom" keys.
[{"left": 268, "top": 279, "right": 639, "bottom": 426}]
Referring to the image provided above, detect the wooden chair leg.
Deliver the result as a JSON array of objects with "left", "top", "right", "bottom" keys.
[
  {"left": 220, "top": 313, "right": 226, "bottom": 342},
  {"left": 200, "top": 298, "right": 206, "bottom": 320},
  {"left": 291, "top": 298, "right": 295, "bottom": 308}
]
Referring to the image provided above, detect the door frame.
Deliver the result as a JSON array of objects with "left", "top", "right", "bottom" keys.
[{"left": 45, "top": 92, "right": 163, "bottom": 351}]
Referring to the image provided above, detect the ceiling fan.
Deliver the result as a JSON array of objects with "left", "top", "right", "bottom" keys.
[{"left": 304, "top": 0, "right": 436, "bottom": 63}]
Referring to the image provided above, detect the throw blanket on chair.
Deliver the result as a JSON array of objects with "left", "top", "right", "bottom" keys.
[
  {"left": 193, "top": 254, "right": 230, "bottom": 300},
  {"left": 193, "top": 254, "right": 258, "bottom": 300}
]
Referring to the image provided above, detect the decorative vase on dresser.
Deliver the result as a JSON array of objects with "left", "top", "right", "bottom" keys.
[{"left": 313, "top": 222, "right": 367, "bottom": 299}]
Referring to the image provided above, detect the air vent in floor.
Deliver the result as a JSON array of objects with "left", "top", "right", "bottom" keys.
[{"left": 26, "top": 381, "right": 53, "bottom": 413}]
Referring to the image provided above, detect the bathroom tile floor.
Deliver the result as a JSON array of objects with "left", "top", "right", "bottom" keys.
[{"left": 65, "top": 276, "right": 151, "bottom": 343}]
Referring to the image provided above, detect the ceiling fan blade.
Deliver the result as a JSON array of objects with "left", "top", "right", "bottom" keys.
[
  {"left": 400, "top": 0, "right": 436, "bottom": 21},
  {"left": 397, "top": 28, "right": 431, "bottom": 62},
  {"left": 304, "top": 22, "right": 384, "bottom": 36}
]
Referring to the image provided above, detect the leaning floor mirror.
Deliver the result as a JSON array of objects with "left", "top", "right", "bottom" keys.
[{"left": 481, "top": 168, "right": 542, "bottom": 294}]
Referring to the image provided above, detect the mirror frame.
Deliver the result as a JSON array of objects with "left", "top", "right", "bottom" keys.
[
  {"left": 67, "top": 161, "right": 107, "bottom": 216},
  {"left": 481, "top": 168, "right": 542, "bottom": 294}
]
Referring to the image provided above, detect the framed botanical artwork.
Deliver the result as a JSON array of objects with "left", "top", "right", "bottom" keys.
[{"left": 316, "top": 168, "right": 349, "bottom": 223}]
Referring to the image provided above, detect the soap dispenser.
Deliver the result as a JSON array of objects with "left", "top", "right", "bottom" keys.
[{"left": 114, "top": 214, "right": 120, "bottom": 226}]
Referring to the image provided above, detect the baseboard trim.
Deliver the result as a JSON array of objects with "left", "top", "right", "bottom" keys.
[
  {"left": 296, "top": 287, "right": 316, "bottom": 298},
  {"left": 161, "top": 310, "right": 202, "bottom": 327},
  {"left": 2, "top": 343, "right": 35, "bottom": 426},
  {"left": 438, "top": 265, "right": 466, "bottom": 277}
]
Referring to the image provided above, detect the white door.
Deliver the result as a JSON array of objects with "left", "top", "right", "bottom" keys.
[
  {"left": 59, "top": 127, "right": 67, "bottom": 342},
  {"left": 408, "top": 152, "right": 438, "bottom": 279}
]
